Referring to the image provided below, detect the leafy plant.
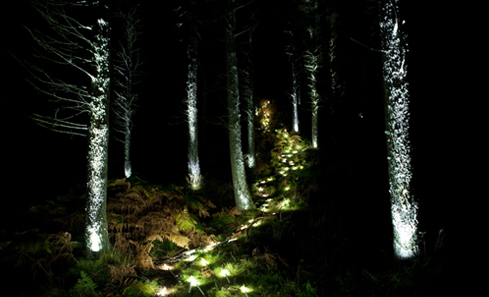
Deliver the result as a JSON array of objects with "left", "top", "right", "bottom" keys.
[{"left": 70, "top": 270, "right": 99, "bottom": 297}]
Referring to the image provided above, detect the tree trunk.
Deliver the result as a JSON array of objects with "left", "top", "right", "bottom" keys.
[
  {"left": 124, "top": 124, "right": 132, "bottom": 178},
  {"left": 379, "top": 0, "right": 419, "bottom": 259},
  {"left": 85, "top": 15, "right": 111, "bottom": 255},
  {"left": 305, "top": 50, "right": 320, "bottom": 148},
  {"left": 225, "top": 0, "right": 254, "bottom": 211},
  {"left": 187, "top": 31, "right": 202, "bottom": 190},
  {"left": 301, "top": 0, "right": 321, "bottom": 148},
  {"left": 291, "top": 60, "right": 300, "bottom": 133},
  {"left": 286, "top": 30, "right": 300, "bottom": 133},
  {"left": 241, "top": 39, "right": 255, "bottom": 169},
  {"left": 114, "top": 1, "right": 142, "bottom": 179}
]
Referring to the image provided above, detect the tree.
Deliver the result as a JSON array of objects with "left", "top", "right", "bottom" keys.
[
  {"left": 285, "top": 29, "right": 301, "bottom": 133},
  {"left": 27, "top": 0, "right": 111, "bottom": 255},
  {"left": 239, "top": 12, "right": 257, "bottom": 170},
  {"left": 327, "top": 9, "right": 343, "bottom": 106},
  {"left": 225, "top": 0, "right": 254, "bottom": 211},
  {"left": 378, "top": 0, "right": 419, "bottom": 259},
  {"left": 300, "top": 0, "right": 322, "bottom": 148},
  {"left": 113, "top": 0, "right": 143, "bottom": 179},
  {"left": 178, "top": 1, "right": 204, "bottom": 190}
]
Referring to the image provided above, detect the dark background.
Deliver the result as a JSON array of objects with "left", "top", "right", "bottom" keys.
[{"left": 2, "top": 0, "right": 463, "bottom": 258}]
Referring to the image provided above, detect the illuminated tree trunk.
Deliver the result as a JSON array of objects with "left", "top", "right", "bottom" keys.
[
  {"left": 113, "top": 1, "right": 143, "bottom": 179},
  {"left": 291, "top": 60, "right": 300, "bottom": 133},
  {"left": 379, "top": 0, "right": 419, "bottom": 259},
  {"left": 27, "top": 0, "right": 112, "bottom": 254},
  {"left": 285, "top": 30, "right": 300, "bottom": 133},
  {"left": 85, "top": 16, "right": 111, "bottom": 254},
  {"left": 328, "top": 12, "right": 339, "bottom": 102},
  {"left": 241, "top": 36, "right": 256, "bottom": 169},
  {"left": 305, "top": 50, "right": 320, "bottom": 148},
  {"left": 301, "top": 0, "right": 321, "bottom": 148},
  {"left": 186, "top": 31, "right": 202, "bottom": 189},
  {"left": 225, "top": 0, "right": 254, "bottom": 211}
]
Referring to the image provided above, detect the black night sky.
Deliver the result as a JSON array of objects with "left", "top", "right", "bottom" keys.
[{"left": 2, "top": 0, "right": 468, "bottom": 293}]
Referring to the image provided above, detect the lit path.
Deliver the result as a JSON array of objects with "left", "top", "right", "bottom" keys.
[{"left": 155, "top": 129, "right": 308, "bottom": 296}]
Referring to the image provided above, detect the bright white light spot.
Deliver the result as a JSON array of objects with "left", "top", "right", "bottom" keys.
[
  {"left": 189, "top": 276, "right": 197, "bottom": 286},
  {"left": 124, "top": 165, "right": 132, "bottom": 178},
  {"left": 186, "top": 254, "right": 197, "bottom": 262},
  {"left": 248, "top": 155, "right": 255, "bottom": 168},
  {"left": 240, "top": 285, "right": 251, "bottom": 293},
  {"left": 89, "top": 227, "right": 101, "bottom": 252},
  {"left": 158, "top": 287, "right": 167, "bottom": 296}
]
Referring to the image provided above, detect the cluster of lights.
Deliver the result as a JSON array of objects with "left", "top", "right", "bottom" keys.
[
  {"left": 160, "top": 252, "right": 254, "bottom": 297},
  {"left": 154, "top": 121, "right": 310, "bottom": 295},
  {"left": 257, "top": 99, "right": 273, "bottom": 132}
]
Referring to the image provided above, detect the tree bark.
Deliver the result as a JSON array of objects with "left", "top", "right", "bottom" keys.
[
  {"left": 186, "top": 30, "right": 202, "bottom": 189},
  {"left": 379, "top": 0, "right": 419, "bottom": 259},
  {"left": 225, "top": 0, "right": 254, "bottom": 211},
  {"left": 85, "top": 14, "right": 111, "bottom": 255}
]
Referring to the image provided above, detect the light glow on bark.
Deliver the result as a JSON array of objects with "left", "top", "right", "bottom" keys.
[
  {"left": 379, "top": 0, "right": 418, "bottom": 259},
  {"left": 88, "top": 223, "right": 101, "bottom": 252},
  {"left": 85, "top": 16, "right": 110, "bottom": 253},
  {"left": 186, "top": 33, "right": 202, "bottom": 190},
  {"left": 305, "top": 50, "right": 320, "bottom": 148},
  {"left": 226, "top": 0, "right": 253, "bottom": 211}
]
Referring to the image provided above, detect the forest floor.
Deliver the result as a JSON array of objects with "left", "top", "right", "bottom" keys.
[{"left": 0, "top": 126, "right": 454, "bottom": 297}]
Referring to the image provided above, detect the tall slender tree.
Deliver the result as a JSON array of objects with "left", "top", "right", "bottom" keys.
[
  {"left": 239, "top": 19, "right": 257, "bottom": 170},
  {"left": 300, "top": 0, "right": 322, "bottom": 148},
  {"left": 378, "top": 0, "right": 419, "bottom": 259},
  {"left": 175, "top": 1, "right": 203, "bottom": 190},
  {"left": 113, "top": 0, "right": 143, "bottom": 179},
  {"left": 27, "top": 0, "right": 111, "bottom": 254},
  {"left": 285, "top": 30, "right": 301, "bottom": 133},
  {"left": 184, "top": 1, "right": 203, "bottom": 190},
  {"left": 328, "top": 10, "right": 340, "bottom": 104},
  {"left": 225, "top": 0, "right": 254, "bottom": 211}
]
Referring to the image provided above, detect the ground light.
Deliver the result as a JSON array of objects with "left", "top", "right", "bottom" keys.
[
  {"left": 188, "top": 276, "right": 205, "bottom": 296},
  {"left": 157, "top": 126, "right": 309, "bottom": 295},
  {"left": 157, "top": 287, "right": 167, "bottom": 296},
  {"left": 220, "top": 269, "right": 231, "bottom": 284},
  {"left": 240, "top": 285, "right": 251, "bottom": 297}
]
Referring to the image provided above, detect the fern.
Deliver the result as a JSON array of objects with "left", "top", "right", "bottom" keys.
[
  {"left": 175, "top": 206, "right": 195, "bottom": 233},
  {"left": 70, "top": 270, "right": 98, "bottom": 297}
]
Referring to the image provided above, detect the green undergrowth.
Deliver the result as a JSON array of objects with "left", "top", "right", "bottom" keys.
[{"left": 0, "top": 118, "right": 450, "bottom": 296}]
